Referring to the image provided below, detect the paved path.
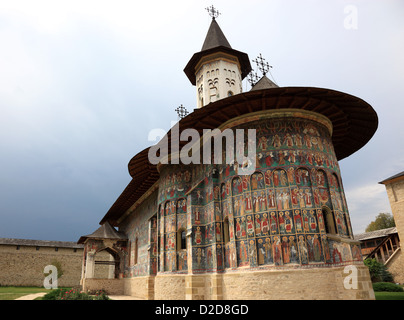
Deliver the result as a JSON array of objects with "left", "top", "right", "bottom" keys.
[
  {"left": 108, "top": 295, "right": 143, "bottom": 300},
  {"left": 15, "top": 292, "right": 47, "bottom": 300},
  {"left": 14, "top": 293, "right": 142, "bottom": 300}
]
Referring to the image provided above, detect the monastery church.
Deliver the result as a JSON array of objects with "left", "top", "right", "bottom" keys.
[{"left": 78, "top": 9, "right": 378, "bottom": 300}]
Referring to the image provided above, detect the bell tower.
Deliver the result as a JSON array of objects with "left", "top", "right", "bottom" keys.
[{"left": 184, "top": 6, "right": 252, "bottom": 108}]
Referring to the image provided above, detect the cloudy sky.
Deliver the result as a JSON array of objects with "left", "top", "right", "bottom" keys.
[{"left": 0, "top": 0, "right": 403, "bottom": 241}]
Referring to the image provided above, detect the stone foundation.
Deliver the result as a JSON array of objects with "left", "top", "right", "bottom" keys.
[
  {"left": 121, "top": 264, "right": 375, "bottom": 300},
  {"left": 82, "top": 278, "right": 124, "bottom": 295},
  {"left": 123, "top": 276, "right": 155, "bottom": 299}
]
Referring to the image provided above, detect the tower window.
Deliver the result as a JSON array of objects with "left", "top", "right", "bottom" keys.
[{"left": 228, "top": 91, "right": 233, "bottom": 97}]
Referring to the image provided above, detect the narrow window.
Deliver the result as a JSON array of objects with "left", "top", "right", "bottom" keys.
[
  {"left": 177, "top": 229, "right": 186, "bottom": 250},
  {"left": 223, "top": 217, "right": 230, "bottom": 244},
  {"left": 322, "top": 206, "right": 336, "bottom": 235},
  {"left": 128, "top": 241, "right": 132, "bottom": 265},
  {"left": 134, "top": 238, "right": 139, "bottom": 265}
]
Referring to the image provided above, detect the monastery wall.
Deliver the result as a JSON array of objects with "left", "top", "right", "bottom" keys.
[{"left": 0, "top": 243, "right": 83, "bottom": 287}]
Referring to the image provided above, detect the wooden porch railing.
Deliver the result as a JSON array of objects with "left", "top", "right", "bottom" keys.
[{"left": 365, "top": 234, "right": 400, "bottom": 265}]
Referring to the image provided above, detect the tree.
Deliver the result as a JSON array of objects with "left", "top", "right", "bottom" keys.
[
  {"left": 365, "top": 213, "right": 395, "bottom": 232},
  {"left": 364, "top": 258, "right": 394, "bottom": 283}
]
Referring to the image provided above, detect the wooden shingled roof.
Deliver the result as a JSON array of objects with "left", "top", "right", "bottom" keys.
[
  {"left": 78, "top": 221, "right": 127, "bottom": 244},
  {"left": 354, "top": 227, "right": 397, "bottom": 241},
  {"left": 101, "top": 86, "right": 378, "bottom": 226}
]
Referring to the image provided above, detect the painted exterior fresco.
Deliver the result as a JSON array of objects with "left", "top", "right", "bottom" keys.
[
  {"left": 121, "top": 115, "right": 363, "bottom": 278},
  {"left": 119, "top": 189, "right": 158, "bottom": 278}
]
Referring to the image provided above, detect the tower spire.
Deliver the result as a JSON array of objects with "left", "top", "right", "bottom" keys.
[
  {"left": 201, "top": 14, "right": 232, "bottom": 51},
  {"left": 184, "top": 8, "right": 251, "bottom": 108}
]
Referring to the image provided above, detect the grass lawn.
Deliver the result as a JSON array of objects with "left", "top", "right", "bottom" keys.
[
  {"left": 0, "top": 286, "right": 51, "bottom": 300},
  {"left": 2, "top": 285, "right": 404, "bottom": 300},
  {"left": 375, "top": 291, "right": 404, "bottom": 300}
]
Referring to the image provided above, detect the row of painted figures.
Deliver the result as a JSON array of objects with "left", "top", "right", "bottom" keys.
[
  {"left": 191, "top": 210, "right": 349, "bottom": 246},
  {"left": 191, "top": 168, "right": 342, "bottom": 206},
  {"left": 150, "top": 233, "right": 362, "bottom": 273},
  {"left": 158, "top": 156, "right": 340, "bottom": 204}
]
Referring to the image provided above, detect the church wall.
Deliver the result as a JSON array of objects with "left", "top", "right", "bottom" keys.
[
  {"left": 123, "top": 276, "right": 155, "bottom": 299},
  {"left": 157, "top": 165, "right": 193, "bottom": 274},
  {"left": 117, "top": 110, "right": 375, "bottom": 299},
  {"left": 384, "top": 178, "right": 404, "bottom": 284},
  {"left": 82, "top": 278, "right": 124, "bottom": 295},
  {"left": 119, "top": 189, "right": 158, "bottom": 278},
  {"left": 154, "top": 274, "right": 187, "bottom": 300},
  {"left": 385, "top": 179, "right": 404, "bottom": 246},
  {"left": 386, "top": 249, "right": 404, "bottom": 284},
  {"left": 150, "top": 265, "right": 373, "bottom": 300}
]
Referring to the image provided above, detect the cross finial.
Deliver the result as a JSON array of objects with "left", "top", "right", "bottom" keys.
[
  {"left": 247, "top": 70, "right": 259, "bottom": 87},
  {"left": 252, "top": 53, "right": 272, "bottom": 76},
  {"left": 175, "top": 104, "right": 189, "bottom": 119},
  {"left": 206, "top": 5, "right": 221, "bottom": 20}
]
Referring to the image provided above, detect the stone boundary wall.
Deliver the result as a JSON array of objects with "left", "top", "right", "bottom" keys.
[{"left": 0, "top": 242, "right": 83, "bottom": 287}]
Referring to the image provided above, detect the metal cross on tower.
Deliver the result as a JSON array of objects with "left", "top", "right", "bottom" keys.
[
  {"left": 247, "top": 70, "right": 259, "bottom": 87},
  {"left": 252, "top": 53, "right": 272, "bottom": 76},
  {"left": 206, "top": 5, "right": 221, "bottom": 19},
  {"left": 175, "top": 104, "right": 189, "bottom": 119}
]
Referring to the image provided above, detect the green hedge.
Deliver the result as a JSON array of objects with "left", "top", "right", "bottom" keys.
[
  {"left": 42, "top": 288, "right": 109, "bottom": 300},
  {"left": 373, "top": 282, "right": 404, "bottom": 292}
]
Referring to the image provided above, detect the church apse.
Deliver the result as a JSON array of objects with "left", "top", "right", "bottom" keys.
[{"left": 150, "top": 112, "right": 363, "bottom": 276}]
